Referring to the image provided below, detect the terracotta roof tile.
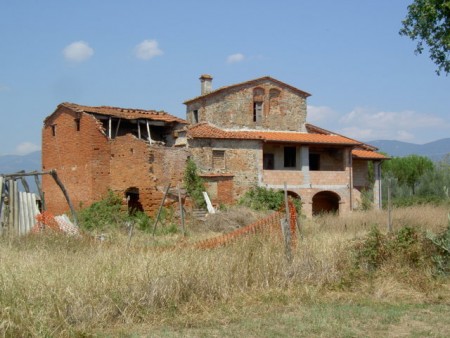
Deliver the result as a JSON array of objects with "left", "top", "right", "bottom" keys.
[
  {"left": 352, "top": 149, "right": 389, "bottom": 160},
  {"left": 188, "top": 123, "right": 361, "bottom": 145},
  {"left": 60, "top": 102, "right": 187, "bottom": 124},
  {"left": 306, "top": 123, "right": 378, "bottom": 151}
]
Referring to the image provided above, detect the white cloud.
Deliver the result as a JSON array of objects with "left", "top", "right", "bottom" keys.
[
  {"left": 0, "top": 84, "right": 9, "bottom": 91},
  {"left": 134, "top": 39, "right": 163, "bottom": 60},
  {"left": 63, "top": 41, "right": 94, "bottom": 62},
  {"left": 307, "top": 105, "right": 449, "bottom": 143},
  {"left": 307, "top": 105, "right": 338, "bottom": 124},
  {"left": 227, "top": 53, "right": 245, "bottom": 64},
  {"left": 14, "top": 142, "right": 41, "bottom": 156}
]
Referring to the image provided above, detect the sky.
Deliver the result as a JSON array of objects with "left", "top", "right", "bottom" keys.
[{"left": 1, "top": 0, "right": 449, "bottom": 156}]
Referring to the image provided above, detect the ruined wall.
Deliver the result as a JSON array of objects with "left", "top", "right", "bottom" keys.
[
  {"left": 43, "top": 107, "right": 190, "bottom": 217},
  {"left": 110, "top": 135, "right": 190, "bottom": 214},
  {"left": 186, "top": 79, "right": 307, "bottom": 131},
  {"left": 42, "top": 108, "right": 111, "bottom": 215},
  {"left": 189, "top": 138, "right": 262, "bottom": 202}
]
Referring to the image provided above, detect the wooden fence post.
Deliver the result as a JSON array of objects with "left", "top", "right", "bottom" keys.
[{"left": 283, "top": 182, "right": 292, "bottom": 263}]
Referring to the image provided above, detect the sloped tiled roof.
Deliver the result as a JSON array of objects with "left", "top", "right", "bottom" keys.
[
  {"left": 352, "top": 149, "right": 389, "bottom": 160},
  {"left": 306, "top": 123, "right": 378, "bottom": 151},
  {"left": 55, "top": 102, "right": 187, "bottom": 124},
  {"left": 184, "top": 76, "right": 311, "bottom": 104},
  {"left": 188, "top": 123, "right": 361, "bottom": 145}
]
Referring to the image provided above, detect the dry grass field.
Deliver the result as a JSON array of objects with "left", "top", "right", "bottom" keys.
[{"left": 1, "top": 204, "right": 449, "bottom": 337}]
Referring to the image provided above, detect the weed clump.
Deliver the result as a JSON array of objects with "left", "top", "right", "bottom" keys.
[{"left": 352, "top": 223, "right": 450, "bottom": 277}]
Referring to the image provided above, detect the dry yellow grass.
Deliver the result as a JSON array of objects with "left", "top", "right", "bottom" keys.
[{"left": 0, "top": 204, "right": 449, "bottom": 336}]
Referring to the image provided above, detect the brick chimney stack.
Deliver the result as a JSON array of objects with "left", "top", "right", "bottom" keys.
[{"left": 200, "top": 74, "right": 213, "bottom": 95}]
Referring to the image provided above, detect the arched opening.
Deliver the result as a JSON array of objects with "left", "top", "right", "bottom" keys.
[
  {"left": 312, "top": 191, "right": 340, "bottom": 215},
  {"left": 125, "top": 187, "right": 143, "bottom": 215}
]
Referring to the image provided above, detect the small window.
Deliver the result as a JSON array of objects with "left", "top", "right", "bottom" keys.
[
  {"left": 309, "top": 153, "right": 320, "bottom": 171},
  {"left": 253, "top": 102, "right": 263, "bottom": 122},
  {"left": 75, "top": 118, "right": 80, "bottom": 131},
  {"left": 284, "top": 147, "right": 296, "bottom": 168},
  {"left": 263, "top": 153, "right": 275, "bottom": 170},
  {"left": 212, "top": 150, "right": 225, "bottom": 170},
  {"left": 51, "top": 124, "right": 56, "bottom": 136},
  {"left": 193, "top": 110, "right": 199, "bottom": 123}
]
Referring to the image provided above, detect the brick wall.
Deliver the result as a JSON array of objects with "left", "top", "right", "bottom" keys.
[
  {"left": 43, "top": 108, "right": 190, "bottom": 216},
  {"left": 186, "top": 79, "right": 307, "bottom": 131},
  {"left": 42, "top": 108, "right": 111, "bottom": 215},
  {"left": 352, "top": 159, "right": 369, "bottom": 188},
  {"left": 110, "top": 136, "right": 189, "bottom": 214}
]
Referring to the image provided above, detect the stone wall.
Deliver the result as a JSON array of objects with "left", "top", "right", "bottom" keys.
[
  {"left": 186, "top": 79, "right": 307, "bottom": 131},
  {"left": 188, "top": 138, "right": 262, "bottom": 202}
]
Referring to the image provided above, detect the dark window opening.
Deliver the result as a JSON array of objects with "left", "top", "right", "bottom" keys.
[
  {"left": 309, "top": 153, "right": 320, "bottom": 171},
  {"left": 125, "top": 188, "right": 143, "bottom": 215},
  {"left": 253, "top": 102, "right": 263, "bottom": 122},
  {"left": 75, "top": 118, "right": 80, "bottom": 131},
  {"left": 284, "top": 147, "right": 296, "bottom": 168},
  {"left": 263, "top": 153, "right": 275, "bottom": 170},
  {"left": 193, "top": 110, "right": 199, "bottom": 123},
  {"left": 51, "top": 125, "right": 56, "bottom": 136}
]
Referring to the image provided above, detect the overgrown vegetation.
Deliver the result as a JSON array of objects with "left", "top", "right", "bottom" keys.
[
  {"left": 77, "top": 190, "right": 128, "bottom": 231},
  {"left": 183, "top": 157, "right": 206, "bottom": 209},
  {"left": 77, "top": 190, "right": 179, "bottom": 235},
  {"left": 238, "top": 186, "right": 301, "bottom": 212},
  {"left": 1, "top": 204, "right": 449, "bottom": 336}
]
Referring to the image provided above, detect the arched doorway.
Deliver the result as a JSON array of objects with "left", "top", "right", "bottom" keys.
[
  {"left": 125, "top": 187, "right": 143, "bottom": 215},
  {"left": 312, "top": 191, "right": 340, "bottom": 215}
]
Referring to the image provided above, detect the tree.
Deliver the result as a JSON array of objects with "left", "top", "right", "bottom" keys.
[
  {"left": 183, "top": 158, "right": 206, "bottom": 208},
  {"left": 382, "top": 154, "right": 434, "bottom": 194},
  {"left": 400, "top": 0, "right": 450, "bottom": 75}
]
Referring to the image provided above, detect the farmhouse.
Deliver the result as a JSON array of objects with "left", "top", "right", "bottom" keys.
[
  {"left": 185, "top": 75, "right": 387, "bottom": 217},
  {"left": 42, "top": 75, "right": 387, "bottom": 217}
]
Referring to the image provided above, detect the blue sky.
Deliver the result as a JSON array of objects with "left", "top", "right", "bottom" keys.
[{"left": 1, "top": 0, "right": 449, "bottom": 156}]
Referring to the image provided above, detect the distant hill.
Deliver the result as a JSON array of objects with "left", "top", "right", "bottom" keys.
[
  {"left": 0, "top": 151, "right": 41, "bottom": 175},
  {"left": 369, "top": 138, "right": 450, "bottom": 162}
]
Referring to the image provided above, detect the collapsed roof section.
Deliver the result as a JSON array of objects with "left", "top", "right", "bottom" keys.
[{"left": 44, "top": 102, "right": 188, "bottom": 146}]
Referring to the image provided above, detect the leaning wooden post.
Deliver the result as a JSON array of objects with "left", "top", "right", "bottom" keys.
[
  {"left": 283, "top": 182, "right": 292, "bottom": 263},
  {"left": 33, "top": 173, "right": 45, "bottom": 211},
  {"left": 50, "top": 170, "right": 78, "bottom": 226},
  {"left": 152, "top": 183, "right": 171, "bottom": 236}
]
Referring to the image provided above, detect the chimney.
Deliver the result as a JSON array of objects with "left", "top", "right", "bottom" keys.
[{"left": 199, "top": 74, "right": 213, "bottom": 95}]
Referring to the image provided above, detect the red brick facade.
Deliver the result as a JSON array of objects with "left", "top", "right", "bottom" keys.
[{"left": 42, "top": 104, "right": 188, "bottom": 216}]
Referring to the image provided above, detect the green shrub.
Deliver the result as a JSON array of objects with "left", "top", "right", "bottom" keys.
[
  {"left": 238, "top": 186, "right": 301, "bottom": 213},
  {"left": 426, "top": 214, "right": 450, "bottom": 276},
  {"left": 238, "top": 186, "right": 284, "bottom": 211},
  {"left": 78, "top": 190, "right": 128, "bottom": 231},
  {"left": 353, "top": 225, "right": 432, "bottom": 273},
  {"left": 183, "top": 158, "right": 206, "bottom": 209}
]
